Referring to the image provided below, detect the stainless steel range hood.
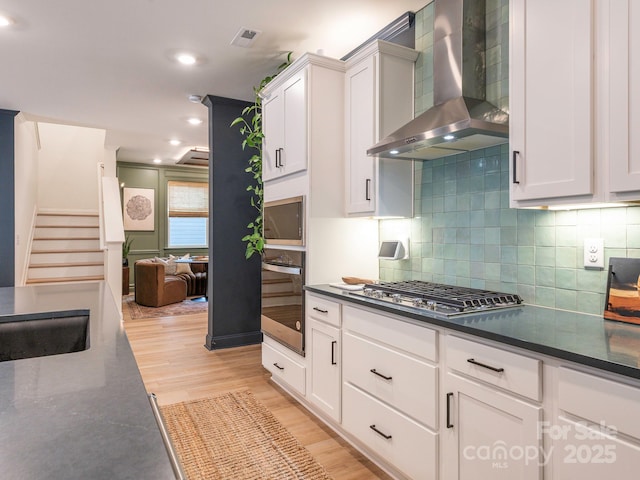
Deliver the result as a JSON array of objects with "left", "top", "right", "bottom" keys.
[{"left": 368, "top": 0, "right": 508, "bottom": 161}]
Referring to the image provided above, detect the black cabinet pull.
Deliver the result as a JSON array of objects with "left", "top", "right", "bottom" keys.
[
  {"left": 273, "top": 362, "right": 284, "bottom": 371},
  {"left": 277, "top": 148, "right": 284, "bottom": 167},
  {"left": 512, "top": 150, "right": 520, "bottom": 184},
  {"left": 370, "top": 368, "right": 392, "bottom": 381},
  {"left": 275, "top": 148, "right": 280, "bottom": 168},
  {"left": 313, "top": 307, "right": 328, "bottom": 314},
  {"left": 331, "top": 341, "right": 337, "bottom": 365},
  {"left": 467, "top": 358, "right": 505, "bottom": 373},
  {"left": 365, "top": 178, "right": 371, "bottom": 200},
  {"left": 369, "top": 424, "right": 392, "bottom": 440},
  {"left": 446, "top": 392, "right": 454, "bottom": 428}
]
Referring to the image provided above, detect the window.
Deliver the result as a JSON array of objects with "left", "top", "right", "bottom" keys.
[{"left": 167, "top": 181, "right": 209, "bottom": 247}]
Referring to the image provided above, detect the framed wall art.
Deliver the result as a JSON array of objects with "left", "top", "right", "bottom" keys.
[{"left": 123, "top": 187, "right": 155, "bottom": 231}]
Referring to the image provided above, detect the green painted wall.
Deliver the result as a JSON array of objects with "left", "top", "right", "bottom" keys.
[{"left": 116, "top": 162, "right": 208, "bottom": 285}]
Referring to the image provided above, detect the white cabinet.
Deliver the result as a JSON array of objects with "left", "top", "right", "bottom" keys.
[
  {"left": 509, "top": 0, "right": 594, "bottom": 207},
  {"left": 307, "top": 293, "right": 341, "bottom": 422},
  {"left": 344, "top": 40, "right": 418, "bottom": 217},
  {"left": 262, "top": 337, "right": 306, "bottom": 396},
  {"left": 262, "top": 69, "right": 307, "bottom": 181},
  {"left": 606, "top": 0, "right": 640, "bottom": 200},
  {"left": 442, "top": 335, "right": 543, "bottom": 480},
  {"left": 552, "top": 367, "right": 640, "bottom": 479},
  {"left": 342, "top": 304, "right": 438, "bottom": 479}
]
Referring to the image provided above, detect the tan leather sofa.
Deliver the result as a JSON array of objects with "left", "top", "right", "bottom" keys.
[
  {"left": 134, "top": 259, "right": 187, "bottom": 307},
  {"left": 134, "top": 258, "right": 208, "bottom": 307}
]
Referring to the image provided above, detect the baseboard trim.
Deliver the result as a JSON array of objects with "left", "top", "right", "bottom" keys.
[{"left": 204, "top": 331, "right": 262, "bottom": 350}]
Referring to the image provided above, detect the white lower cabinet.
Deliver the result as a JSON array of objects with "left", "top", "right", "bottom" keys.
[
  {"left": 343, "top": 382, "right": 438, "bottom": 480},
  {"left": 342, "top": 304, "right": 439, "bottom": 479},
  {"left": 441, "top": 372, "right": 543, "bottom": 480},
  {"left": 262, "top": 338, "right": 306, "bottom": 396},
  {"left": 552, "top": 367, "right": 640, "bottom": 479},
  {"left": 442, "top": 334, "right": 543, "bottom": 480},
  {"left": 308, "top": 318, "right": 340, "bottom": 422}
]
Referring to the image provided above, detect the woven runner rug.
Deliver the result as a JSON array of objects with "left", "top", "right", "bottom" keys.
[
  {"left": 160, "top": 390, "right": 333, "bottom": 480},
  {"left": 124, "top": 295, "right": 207, "bottom": 319}
]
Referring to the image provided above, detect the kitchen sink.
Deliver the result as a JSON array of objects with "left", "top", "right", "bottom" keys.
[{"left": 0, "top": 311, "right": 90, "bottom": 362}]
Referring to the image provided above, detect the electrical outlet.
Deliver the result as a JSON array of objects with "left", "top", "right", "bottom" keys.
[{"left": 583, "top": 238, "right": 604, "bottom": 269}]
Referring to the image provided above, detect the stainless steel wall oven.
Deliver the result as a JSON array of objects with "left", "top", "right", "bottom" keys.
[{"left": 261, "top": 248, "right": 305, "bottom": 356}]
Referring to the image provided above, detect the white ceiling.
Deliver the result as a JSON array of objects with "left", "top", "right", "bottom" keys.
[{"left": 0, "top": 0, "right": 426, "bottom": 165}]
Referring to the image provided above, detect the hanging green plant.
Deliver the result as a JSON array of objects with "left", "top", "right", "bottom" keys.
[{"left": 231, "top": 52, "right": 293, "bottom": 259}]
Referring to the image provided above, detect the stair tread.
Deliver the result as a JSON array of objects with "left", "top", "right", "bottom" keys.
[
  {"left": 29, "top": 262, "right": 104, "bottom": 268},
  {"left": 36, "top": 225, "right": 99, "bottom": 228},
  {"left": 33, "top": 237, "right": 100, "bottom": 240},
  {"left": 31, "top": 249, "right": 103, "bottom": 254},
  {"left": 261, "top": 291, "right": 299, "bottom": 298},
  {"left": 26, "top": 275, "right": 105, "bottom": 284},
  {"left": 38, "top": 213, "right": 99, "bottom": 217}
]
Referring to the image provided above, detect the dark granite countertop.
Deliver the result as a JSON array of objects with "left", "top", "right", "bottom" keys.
[
  {"left": 0, "top": 282, "right": 176, "bottom": 479},
  {"left": 306, "top": 284, "right": 640, "bottom": 381}
]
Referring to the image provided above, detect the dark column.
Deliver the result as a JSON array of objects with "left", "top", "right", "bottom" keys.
[
  {"left": 0, "top": 109, "right": 18, "bottom": 287},
  {"left": 202, "top": 96, "right": 262, "bottom": 350}
]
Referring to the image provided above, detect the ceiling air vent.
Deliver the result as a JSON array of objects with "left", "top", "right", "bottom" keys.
[
  {"left": 230, "top": 27, "right": 261, "bottom": 48},
  {"left": 177, "top": 148, "right": 209, "bottom": 167}
]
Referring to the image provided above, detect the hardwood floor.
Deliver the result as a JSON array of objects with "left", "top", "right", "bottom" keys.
[{"left": 122, "top": 302, "right": 393, "bottom": 480}]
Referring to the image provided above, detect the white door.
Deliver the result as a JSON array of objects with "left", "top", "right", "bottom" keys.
[
  {"left": 442, "top": 373, "right": 543, "bottom": 480},
  {"left": 308, "top": 319, "right": 340, "bottom": 422},
  {"left": 345, "top": 55, "right": 376, "bottom": 214},
  {"left": 510, "top": 0, "right": 594, "bottom": 204}
]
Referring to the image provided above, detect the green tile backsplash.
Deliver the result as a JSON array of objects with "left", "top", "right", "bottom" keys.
[{"left": 379, "top": 147, "right": 640, "bottom": 315}]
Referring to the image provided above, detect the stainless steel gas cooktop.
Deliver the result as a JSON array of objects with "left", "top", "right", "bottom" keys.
[{"left": 350, "top": 280, "right": 523, "bottom": 316}]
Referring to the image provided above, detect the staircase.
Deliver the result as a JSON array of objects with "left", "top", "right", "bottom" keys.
[{"left": 26, "top": 213, "right": 105, "bottom": 285}]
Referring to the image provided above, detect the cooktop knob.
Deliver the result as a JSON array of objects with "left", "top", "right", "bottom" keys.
[
  {"left": 391, "top": 294, "right": 403, "bottom": 303},
  {"left": 412, "top": 298, "right": 424, "bottom": 307},
  {"left": 363, "top": 288, "right": 374, "bottom": 297},
  {"left": 372, "top": 290, "right": 384, "bottom": 299},
  {"left": 426, "top": 301, "right": 437, "bottom": 310}
]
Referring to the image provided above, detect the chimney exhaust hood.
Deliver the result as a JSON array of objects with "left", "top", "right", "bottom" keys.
[{"left": 367, "top": 0, "right": 508, "bottom": 161}]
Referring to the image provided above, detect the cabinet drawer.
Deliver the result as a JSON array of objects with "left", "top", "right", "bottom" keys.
[
  {"left": 343, "top": 331, "right": 437, "bottom": 429},
  {"left": 262, "top": 341, "right": 305, "bottom": 396},
  {"left": 343, "top": 383, "right": 437, "bottom": 480},
  {"left": 446, "top": 335, "right": 541, "bottom": 401},
  {"left": 343, "top": 305, "right": 437, "bottom": 362},
  {"left": 306, "top": 293, "right": 340, "bottom": 327},
  {"left": 558, "top": 367, "right": 640, "bottom": 440}
]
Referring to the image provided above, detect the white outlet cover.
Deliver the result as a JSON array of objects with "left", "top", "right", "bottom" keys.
[{"left": 583, "top": 238, "right": 604, "bottom": 269}]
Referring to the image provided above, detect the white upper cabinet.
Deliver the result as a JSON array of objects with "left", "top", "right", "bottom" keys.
[
  {"left": 509, "top": 0, "right": 595, "bottom": 207},
  {"left": 606, "top": 0, "right": 640, "bottom": 200},
  {"left": 344, "top": 40, "right": 418, "bottom": 217},
  {"left": 262, "top": 69, "right": 308, "bottom": 181}
]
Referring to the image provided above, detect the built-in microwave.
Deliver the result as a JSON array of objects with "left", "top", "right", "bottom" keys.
[{"left": 263, "top": 196, "right": 304, "bottom": 246}]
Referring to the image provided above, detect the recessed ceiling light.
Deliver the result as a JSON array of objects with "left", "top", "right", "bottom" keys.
[
  {"left": 153, "top": 158, "right": 162, "bottom": 164},
  {"left": 188, "top": 94, "right": 203, "bottom": 103},
  {"left": 176, "top": 53, "right": 197, "bottom": 65},
  {"left": 187, "top": 117, "right": 203, "bottom": 125},
  {"left": 0, "top": 15, "right": 13, "bottom": 27},
  {"left": 389, "top": 149, "right": 399, "bottom": 155},
  {"left": 169, "top": 139, "right": 181, "bottom": 146},
  {"left": 444, "top": 134, "right": 456, "bottom": 141}
]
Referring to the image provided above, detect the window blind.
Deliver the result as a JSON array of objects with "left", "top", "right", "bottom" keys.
[{"left": 168, "top": 181, "right": 208, "bottom": 217}]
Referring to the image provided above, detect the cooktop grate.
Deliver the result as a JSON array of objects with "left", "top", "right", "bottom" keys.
[{"left": 364, "top": 280, "right": 523, "bottom": 311}]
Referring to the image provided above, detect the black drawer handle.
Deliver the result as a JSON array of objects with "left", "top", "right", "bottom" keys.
[
  {"left": 446, "top": 392, "right": 454, "bottom": 429},
  {"left": 370, "top": 368, "right": 392, "bottom": 381},
  {"left": 369, "top": 424, "right": 392, "bottom": 440},
  {"left": 331, "top": 340, "right": 337, "bottom": 365},
  {"left": 512, "top": 150, "right": 520, "bottom": 184},
  {"left": 467, "top": 358, "right": 504, "bottom": 373},
  {"left": 313, "top": 307, "right": 328, "bottom": 314},
  {"left": 273, "top": 362, "right": 285, "bottom": 371}
]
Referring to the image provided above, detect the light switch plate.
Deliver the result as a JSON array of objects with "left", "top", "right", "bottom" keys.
[{"left": 583, "top": 238, "right": 604, "bottom": 269}]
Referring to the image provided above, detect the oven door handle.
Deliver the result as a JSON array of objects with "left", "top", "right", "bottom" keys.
[{"left": 262, "top": 262, "right": 302, "bottom": 275}]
